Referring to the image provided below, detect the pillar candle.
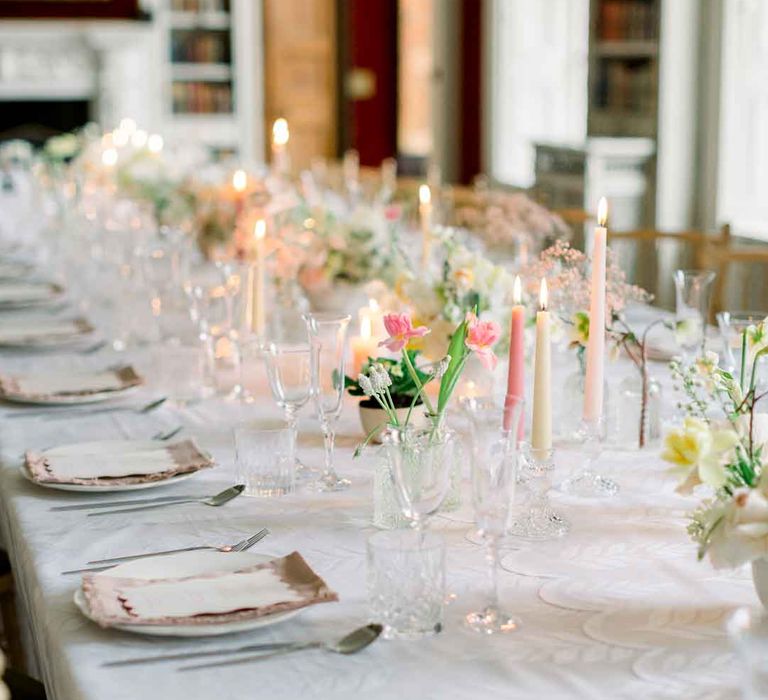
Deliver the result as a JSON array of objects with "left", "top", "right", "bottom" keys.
[
  {"left": 583, "top": 197, "right": 608, "bottom": 424},
  {"left": 532, "top": 279, "right": 552, "bottom": 453},
  {"left": 419, "top": 184, "right": 432, "bottom": 266},
  {"left": 504, "top": 275, "right": 525, "bottom": 439},
  {"left": 252, "top": 219, "right": 266, "bottom": 337},
  {"left": 350, "top": 307, "right": 378, "bottom": 375}
]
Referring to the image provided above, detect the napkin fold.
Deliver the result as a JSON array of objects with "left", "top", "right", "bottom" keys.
[
  {"left": 82, "top": 552, "right": 338, "bottom": 627},
  {"left": 0, "top": 282, "right": 61, "bottom": 304},
  {"left": 0, "top": 317, "right": 92, "bottom": 345},
  {"left": 0, "top": 365, "right": 142, "bottom": 400},
  {"left": 24, "top": 439, "right": 213, "bottom": 485}
]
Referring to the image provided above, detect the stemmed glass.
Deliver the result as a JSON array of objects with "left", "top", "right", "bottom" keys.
[
  {"left": 303, "top": 312, "right": 351, "bottom": 492},
  {"left": 674, "top": 269, "right": 716, "bottom": 364},
  {"left": 466, "top": 430, "right": 522, "bottom": 634},
  {"left": 264, "top": 342, "right": 313, "bottom": 479}
]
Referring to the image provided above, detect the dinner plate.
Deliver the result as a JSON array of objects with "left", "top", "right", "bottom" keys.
[
  {"left": 1, "top": 384, "right": 139, "bottom": 406},
  {"left": 0, "top": 319, "right": 95, "bottom": 349},
  {"left": 73, "top": 551, "right": 301, "bottom": 637},
  {"left": 20, "top": 439, "right": 209, "bottom": 492}
]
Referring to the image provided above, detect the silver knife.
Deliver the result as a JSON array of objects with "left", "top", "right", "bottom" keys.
[
  {"left": 51, "top": 494, "right": 207, "bottom": 512},
  {"left": 87, "top": 485, "right": 244, "bottom": 517},
  {"left": 103, "top": 641, "right": 292, "bottom": 667}
]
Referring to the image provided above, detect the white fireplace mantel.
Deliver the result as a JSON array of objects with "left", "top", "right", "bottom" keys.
[{"left": 0, "top": 19, "right": 159, "bottom": 131}]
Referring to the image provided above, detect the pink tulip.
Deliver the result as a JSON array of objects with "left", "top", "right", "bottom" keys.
[
  {"left": 379, "top": 313, "right": 430, "bottom": 352},
  {"left": 465, "top": 312, "right": 501, "bottom": 371}
]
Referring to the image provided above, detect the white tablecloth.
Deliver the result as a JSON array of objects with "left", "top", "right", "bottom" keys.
[{"left": 0, "top": 313, "right": 754, "bottom": 700}]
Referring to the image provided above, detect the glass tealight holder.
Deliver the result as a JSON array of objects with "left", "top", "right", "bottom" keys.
[
  {"left": 507, "top": 443, "right": 570, "bottom": 540},
  {"left": 559, "top": 417, "right": 619, "bottom": 498}
]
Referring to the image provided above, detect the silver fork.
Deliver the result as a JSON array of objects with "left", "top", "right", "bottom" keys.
[
  {"left": 61, "top": 528, "right": 269, "bottom": 575},
  {"left": 153, "top": 426, "right": 183, "bottom": 441}
]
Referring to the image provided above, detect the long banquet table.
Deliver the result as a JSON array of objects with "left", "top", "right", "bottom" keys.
[{"left": 0, "top": 300, "right": 756, "bottom": 700}]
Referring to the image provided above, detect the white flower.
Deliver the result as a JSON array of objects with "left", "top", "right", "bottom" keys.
[
  {"left": 707, "top": 488, "right": 768, "bottom": 568},
  {"left": 371, "top": 364, "right": 392, "bottom": 392},
  {"left": 358, "top": 374, "right": 374, "bottom": 397},
  {"left": 433, "top": 355, "right": 451, "bottom": 379}
]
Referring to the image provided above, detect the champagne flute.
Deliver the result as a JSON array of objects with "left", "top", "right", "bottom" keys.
[
  {"left": 264, "top": 342, "right": 313, "bottom": 479},
  {"left": 304, "top": 312, "right": 351, "bottom": 492},
  {"left": 466, "top": 428, "right": 522, "bottom": 634}
]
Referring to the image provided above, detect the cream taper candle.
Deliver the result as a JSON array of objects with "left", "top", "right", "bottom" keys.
[{"left": 532, "top": 278, "right": 552, "bottom": 452}]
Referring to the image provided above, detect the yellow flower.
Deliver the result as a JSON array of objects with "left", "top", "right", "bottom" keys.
[{"left": 661, "top": 417, "right": 738, "bottom": 493}]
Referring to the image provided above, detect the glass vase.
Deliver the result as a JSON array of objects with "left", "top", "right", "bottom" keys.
[
  {"left": 614, "top": 373, "right": 662, "bottom": 449},
  {"left": 560, "top": 362, "right": 611, "bottom": 442},
  {"left": 374, "top": 422, "right": 459, "bottom": 530}
]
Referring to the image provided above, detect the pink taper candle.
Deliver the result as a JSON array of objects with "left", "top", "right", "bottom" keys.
[
  {"left": 583, "top": 197, "right": 608, "bottom": 423},
  {"left": 503, "top": 275, "right": 525, "bottom": 439}
]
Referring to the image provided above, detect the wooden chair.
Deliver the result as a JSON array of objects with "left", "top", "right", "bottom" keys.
[
  {"left": 706, "top": 240, "right": 768, "bottom": 315},
  {"left": 606, "top": 225, "right": 731, "bottom": 310}
]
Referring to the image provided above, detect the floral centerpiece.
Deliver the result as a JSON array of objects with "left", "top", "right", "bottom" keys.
[
  {"left": 357, "top": 311, "right": 501, "bottom": 528},
  {"left": 294, "top": 202, "right": 403, "bottom": 308},
  {"left": 374, "top": 234, "right": 515, "bottom": 360},
  {"left": 453, "top": 191, "right": 571, "bottom": 252},
  {"left": 662, "top": 320, "right": 768, "bottom": 601}
]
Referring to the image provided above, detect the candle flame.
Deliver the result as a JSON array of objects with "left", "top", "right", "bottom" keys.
[
  {"left": 101, "top": 148, "right": 118, "bottom": 167},
  {"left": 539, "top": 278, "right": 548, "bottom": 311},
  {"left": 360, "top": 314, "right": 372, "bottom": 339},
  {"left": 254, "top": 219, "right": 266, "bottom": 240},
  {"left": 147, "top": 134, "right": 164, "bottom": 153},
  {"left": 419, "top": 184, "right": 431, "bottom": 206},
  {"left": 272, "top": 118, "right": 289, "bottom": 146},
  {"left": 513, "top": 275, "right": 522, "bottom": 305},
  {"left": 232, "top": 168, "right": 247, "bottom": 192},
  {"left": 369, "top": 298, "right": 379, "bottom": 311},
  {"left": 597, "top": 197, "right": 608, "bottom": 227}
]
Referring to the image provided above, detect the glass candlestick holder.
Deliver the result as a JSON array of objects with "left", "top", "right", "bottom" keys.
[
  {"left": 507, "top": 443, "right": 570, "bottom": 540},
  {"left": 559, "top": 417, "right": 619, "bottom": 498}
]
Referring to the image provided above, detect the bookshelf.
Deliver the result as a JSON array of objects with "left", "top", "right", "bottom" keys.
[
  {"left": 587, "top": 0, "right": 661, "bottom": 139},
  {"left": 158, "top": 0, "right": 261, "bottom": 160}
]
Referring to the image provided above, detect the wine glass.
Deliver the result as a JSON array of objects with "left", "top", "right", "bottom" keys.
[
  {"left": 303, "top": 312, "right": 351, "bottom": 492},
  {"left": 264, "top": 342, "right": 313, "bottom": 479},
  {"left": 466, "top": 432, "right": 521, "bottom": 634},
  {"left": 674, "top": 269, "right": 716, "bottom": 364}
]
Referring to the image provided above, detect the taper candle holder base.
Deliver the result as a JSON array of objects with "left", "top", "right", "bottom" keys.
[
  {"left": 559, "top": 418, "right": 619, "bottom": 498},
  {"left": 506, "top": 444, "right": 570, "bottom": 541}
]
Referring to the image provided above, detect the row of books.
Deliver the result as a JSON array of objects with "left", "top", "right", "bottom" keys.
[
  {"left": 171, "top": 81, "right": 233, "bottom": 114},
  {"left": 598, "top": 0, "right": 658, "bottom": 41},
  {"left": 171, "top": 0, "right": 230, "bottom": 12},
  {"left": 593, "top": 60, "right": 655, "bottom": 113},
  {"left": 171, "top": 31, "right": 230, "bottom": 63}
]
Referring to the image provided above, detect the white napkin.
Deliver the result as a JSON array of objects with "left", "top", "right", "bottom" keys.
[
  {"left": 0, "top": 282, "right": 55, "bottom": 303},
  {"left": 14, "top": 370, "right": 125, "bottom": 396},
  {"left": 119, "top": 568, "right": 302, "bottom": 620},
  {"left": 0, "top": 319, "right": 85, "bottom": 344},
  {"left": 41, "top": 448, "right": 175, "bottom": 480}
]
